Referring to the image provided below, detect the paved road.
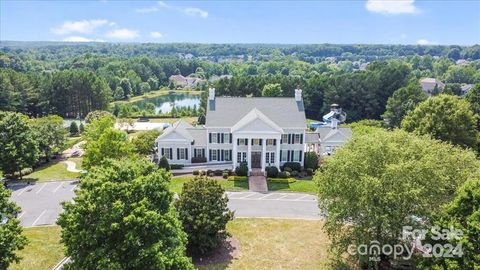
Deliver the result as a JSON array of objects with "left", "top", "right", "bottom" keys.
[{"left": 10, "top": 180, "right": 321, "bottom": 227}]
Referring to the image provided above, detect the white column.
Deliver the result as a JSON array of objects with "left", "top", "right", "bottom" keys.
[
  {"left": 261, "top": 139, "right": 267, "bottom": 172},
  {"left": 247, "top": 137, "right": 251, "bottom": 171},
  {"left": 275, "top": 137, "right": 281, "bottom": 169},
  {"left": 232, "top": 134, "right": 237, "bottom": 168}
]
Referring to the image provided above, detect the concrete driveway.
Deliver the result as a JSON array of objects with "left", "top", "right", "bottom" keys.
[{"left": 9, "top": 180, "right": 321, "bottom": 227}]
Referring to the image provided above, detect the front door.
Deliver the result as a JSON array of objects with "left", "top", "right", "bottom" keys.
[{"left": 251, "top": 152, "right": 261, "bottom": 168}]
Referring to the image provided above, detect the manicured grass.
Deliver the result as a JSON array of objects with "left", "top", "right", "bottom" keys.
[
  {"left": 63, "top": 137, "right": 83, "bottom": 150},
  {"left": 9, "top": 226, "right": 64, "bottom": 270},
  {"left": 198, "top": 218, "right": 329, "bottom": 270},
  {"left": 267, "top": 178, "right": 317, "bottom": 193},
  {"left": 23, "top": 160, "right": 80, "bottom": 182},
  {"left": 170, "top": 176, "right": 249, "bottom": 194}
]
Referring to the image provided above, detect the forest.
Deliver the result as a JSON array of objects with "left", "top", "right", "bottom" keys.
[{"left": 1, "top": 42, "right": 479, "bottom": 121}]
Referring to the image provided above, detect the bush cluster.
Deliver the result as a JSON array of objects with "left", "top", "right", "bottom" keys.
[
  {"left": 282, "top": 162, "right": 301, "bottom": 171},
  {"left": 235, "top": 161, "right": 248, "bottom": 176},
  {"left": 265, "top": 166, "right": 279, "bottom": 178}
]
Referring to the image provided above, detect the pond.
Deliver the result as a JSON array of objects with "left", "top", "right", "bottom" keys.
[{"left": 133, "top": 93, "right": 201, "bottom": 114}]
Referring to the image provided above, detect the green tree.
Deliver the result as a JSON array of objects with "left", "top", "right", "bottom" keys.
[
  {"left": 31, "top": 115, "right": 67, "bottom": 161},
  {"left": 465, "top": 84, "right": 480, "bottom": 130},
  {"left": 0, "top": 185, "right": 28, "bottom": 269},
  {"left": 79, "top": 122, "right": 85, "bottom": 134},
  {"left": 304, "top": 152, "right": 319, "bottom": 170},
  {"left": 69, "top": 121, "right": 79, "bottom": 136},
  {"left": 197, "top": 115, "right": 206, "bottom": 125},
  {"left": 401, "top": 94, "right": 478, "bottom": 149},
  {"left": 262, "top": 83, "right": 283, "bottom": 97},
  {"left": 418, "top": 178, "right": 480, "bottom": 270},
  {"left": 382, "top": 82, "right": 428, "bottom": 128},
  {"left": 83, "top": 128, "right": 134, "bottom": 169},
  {"left": 176, "top": 176, "right": 234, "bottom": 255},
  {"left": 57, "top": 158, "right": 194, "bottom": 270},
  {"left": 119, "top": 78, "right": 132, "bottom": 99},
  {"left": 84, "top": 110, "right": 114, "bottom": 124},
  {"left": 316, "top": 129, "right": 480, "bottom": 268},
  {"left": 0, "top": 112, "right": 39, "bottom": 178},
  {"left": 132, "top": 130, "right": 161, "bottom": 155},
  {"left": 82, "top": 115, "right": 115, "bottom": 142},
  {"left": 158, "top": 156, "right": 170, "bottom": 171}
]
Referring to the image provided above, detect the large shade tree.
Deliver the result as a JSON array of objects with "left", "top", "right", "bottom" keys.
[
  {"left": 57, "top": 158, "right": 194, "bottom": 270},
  {"left": 0, "top": 185, "right": 28, "bottom": 269},
  {"left": 465, "top": 83, "right": 480, "bottom": 130},
  {"left": 316, "top": 130, "right": 480, "bottom": 268},
  {"left": 31, "top": 115, "right": 67, "bottom": 162},
  {"left": 382, "top": 82, "right": 428, "bottom": 128},
  {"left": 401, "top": 94, "right": 478, "bottom": 149},
  {"left": 0, "top": 112, "right": 39, "bottom": 178}
]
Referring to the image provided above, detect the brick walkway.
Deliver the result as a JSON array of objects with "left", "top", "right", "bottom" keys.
[{"left": 248, "top": 169, "right": 268, "bottom": 193}]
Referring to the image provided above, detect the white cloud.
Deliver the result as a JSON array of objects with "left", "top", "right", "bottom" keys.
[
  {"left": 366, "top": 0, "right": 420, "bottom": 14},
  {"left": 62, "top": 36, "right": 105, "bottom": 42},
  {"left": 150, "top": 31, "right": 164, "bottom": 38},
  {"left": 52, "top": 19, "right": 109, "bottom": 35},
  {"left": 417, "top": 39, "right": 431, "bottom": 45},
  {"left": 157, "top": 1, "right": 169, "bottom": 8},
  {"left": 106, "top": 28, "right": 139, "bottom": 39},
  {"left": 184, "top": 7, "right": 208, "bottom": 18}
]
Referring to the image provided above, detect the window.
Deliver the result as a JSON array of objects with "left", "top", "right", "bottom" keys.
[
  {"left": 252, "top": 139, "right": 260, "bottom": 145},
  {"left": 282, "top": 134, "right": 288, "bottom": 144},
  {"left": 293, "top": 151, "right": 300, "bottom": 162},
  {"left": 266, "top": 139, "right": 275, "bottom": 145},
  {"left": 237, "top": 152, "right": 247, "bottom": 163},
  {"left": 194, "top": 148, "right": 204, "bottom": 157},
  {"left": 243, "top": 152, "right": 247, "bottom": 162},
  {"left": 178, "top": 148, "right": 186, "bottom": 160},
  {"left": 238, "top": 138, "right": 246, "bottom": 145},
  {"left": 294, "top": 134, "right": 301, "bottom": 144},
  {"left": 265, "top": 152, "right": 269, "bottom": 164},
  {"left": 163, "top": 148, "right": 171, "bottom": 159},
  {"left": 281, "top": 151, "right": 287, "bottom": 162},
  {"left": 211, "top": 133, "right": 217, "bottom": 144},
  {"left": 211, "top": 150, "right": 217, "bottom": 161},
  {"left": 223, "top": 133, "right": 230, "bottom": 144},
  {"left": 225, "top": 150, "right": 230, "bottom": 161},
  {"left": 270, "top": 152, "right": 275, "bottom": 163}
]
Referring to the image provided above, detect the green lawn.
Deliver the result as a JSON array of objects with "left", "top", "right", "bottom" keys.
[
  {"left": 22, "top": 160, "right": 80, "bottom": 182},
  {"left": 9, "top": 226, "right": 64, "bottom": 270},
  {"left": 68, "top": 157, "right": 83, "bottom": 171},
  {"left": 267, "top": 178, "right": 317, "bottom": 193},
  {"left": 170, "top": 176, "right": 249, "bottom": 194},
  {"left": 10, "top": 220, "right": 329, "bottom": 270}
]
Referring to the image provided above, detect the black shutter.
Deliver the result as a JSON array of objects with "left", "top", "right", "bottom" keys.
[
  {"left": 273, "top": 139, "right": 276, "bottom": 145},
  {"left": 259, "top": 139, "right": 262, "bottom": 145},
  {"left": 280, "top": 150, "right": 282, "bottom": 161},
  {"left": 230, "top": 133, "right": 232, "bottom": 143},
  {"left": 229, "top": 150, "right": 232, "bottom": 161},
  {"left": 209, "top": 133, "right": 212, "bottom": 143},
  {"left": 291, "top": 151, "right": 294, "bottom": 162},
  {"left": 217, "top": 133, "right": 221, "bottom": 144},
  {"left": 299, "top": 150, "right": 302, "bottom": 162},
  {"left": 245, "top": 139, "right": 248, "bottom": 145},
  {"left": 221, "top": 133, "right": 224, "bottom": 143},
  {"left": 217, "top": 149, "right": 220, "bottom": 161},
  {"left": 185, "top": 148, "right": 188, "bottom": 160},
  {"left": 288, "top": 134, "right": 292, "bottom": 144},
  {"left": 209, "top": 149, "right": 212, "bottom": 160},
  {"left": 202, "top": 149, "right": 205, "bottom": 158},
  {"left": 288, "top": 150, "right": 291, "bottom": 162},
  {"left": 237, "top": 139, "right": 240, "bottom": 145},
  {"left": 280, "top": 136, "right": 283, "bottom": 144},
  {"left": 177, "top": 148, "right": 179, "bottom": 159},
  {"left": 221, "top": 150, "right": 224, "bottom": 161},
  {"left": 170, "top": 148, "right": 173, "bottom": 159},
  {"left": 161, "top": 148, "right": 164, "bottom": 156},
  {"left": 300, "top": 134, "right": 303, "bottom": 144}
]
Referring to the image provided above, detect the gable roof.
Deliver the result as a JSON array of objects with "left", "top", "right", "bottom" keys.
[
  {"left": 315, "top": 126, "right": 352, "bottom": 143},
  {"left": 231, "top": 108, "right": 283, "bottom": 133},
  {"left": 156, "top": 119, "right": 194, "bottom": 142},
  {"left": 206, "top": 97, "right": 306, "bottom": 129}
]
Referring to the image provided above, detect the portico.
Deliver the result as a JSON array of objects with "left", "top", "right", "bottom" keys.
[{"left": 232, "top": 134, "right": 282, "bottom": 172}]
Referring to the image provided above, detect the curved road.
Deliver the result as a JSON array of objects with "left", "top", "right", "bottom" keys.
[{"left": 9, "top": 180, "right": 321, "bottom": 227}]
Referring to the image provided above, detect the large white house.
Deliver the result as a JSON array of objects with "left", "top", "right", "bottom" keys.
[{"left": 155, "top": 88, "right": 350, "bottom": 172}]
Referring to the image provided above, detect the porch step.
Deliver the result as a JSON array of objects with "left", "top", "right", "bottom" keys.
[
  {"left": 250, "top": 169, "right": 264, "bottom": 177},
  {"left": 248, "top": 175, "right": 268, "bottom": 193}
]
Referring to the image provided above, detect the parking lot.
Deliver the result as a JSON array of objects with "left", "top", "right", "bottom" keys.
[
  {"left": 9, "top": 181, "right": 321, "bottom": 227},
  {"left": 9, "top": 180, "right": 78, "bottom": 227}
]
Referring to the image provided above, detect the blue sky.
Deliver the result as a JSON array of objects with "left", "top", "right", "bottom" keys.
[{"left": 1, "top": 0, "right": 479, "bottom": 45}]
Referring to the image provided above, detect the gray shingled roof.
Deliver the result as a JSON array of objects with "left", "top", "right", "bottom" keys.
[
  {"left": 315, "top": 126, "right": 352, "bottom": 142},
  {"left": 305, "top": 132, "right": 320, "bottom": 144},
  {"left": 187, "top": 127, "right": 207, "bottom": 146},
  {"left": 206, "top": 97, "right": 306, "bottom": 129}
]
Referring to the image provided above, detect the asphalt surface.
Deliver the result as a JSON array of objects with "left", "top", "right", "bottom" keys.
[{"left": 10, "top": 180, "right": 321, "bottom": 227}]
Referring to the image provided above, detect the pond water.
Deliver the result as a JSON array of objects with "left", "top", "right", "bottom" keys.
[{"left": 133, "top": 93, "right": 201, "bottom": 114}]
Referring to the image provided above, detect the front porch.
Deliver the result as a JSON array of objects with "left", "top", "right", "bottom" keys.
[{"left": 232, "top": 136, "right": 281, "bottom": 173}]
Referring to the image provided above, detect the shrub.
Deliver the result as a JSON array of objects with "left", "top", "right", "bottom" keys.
[
  {"left": 267, "top": 178, "right": 296, "bottom": 183},
  {"left": 176, "top": 176, "right": 234, "bottom": 255},
  {"left": 306, "top": 168, "right": 314, "bottom": 176},
  {"left": 199, "top": 170, "right": 206, "bottom": 176},
  {"left": 304, "top": 152, "right": 319, "bottom": 170},
  {"left": 228, "top": 176, "right": 248, "bottom": 181},
  {"left": 192, "top": 170, "right": 200, "bottom": 176},
  {"left": 283, "top": 162, "right": 301, "bottom": 171},
  {"left": 265, "top": 166, "right": 279, "bottom": 178},
  {"left": 223, "top": 169, "right": 233, "bottom": 176},
  {"left": 214, "top": 169, "right": 223, "bottom": 176},
  {"left": 291, "top": 170, "right": 299, "bottom": 177},
  {"left": 278, "top": 171, "right": 290, "bottom": 179},
  {"left": 235, "top": 161, "right": 248, "bottom": 177},
  {"left": 158, "top": 156, "right": 170, "bottom": 171},
  {"left": 170, "top": 164, "right": 184, "bottom": 170},
  {"left": 209, "top": 172, "right": 214, "bottom": 177},
  {"left": 222, "top": 172, "right": 229, "bottom": 179},
  {"left": 191, "top": 156, "right": 207, "bottom": 163},
  {"left": 69, "top": 121, "right": 79, "bottom": 136},
  {"left": 283, "top": 167, "right": 292, "bottom": 173}
]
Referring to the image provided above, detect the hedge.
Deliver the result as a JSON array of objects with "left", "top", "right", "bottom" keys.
[
  {"left": 228, "top": 176, "right": 248, "bottom": 181},
  {"left": 170, "top": 164, "right": 184, "bottom": 170},
  {"left": 267, "top": 178, "right": 296, "bottom": 183}
]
